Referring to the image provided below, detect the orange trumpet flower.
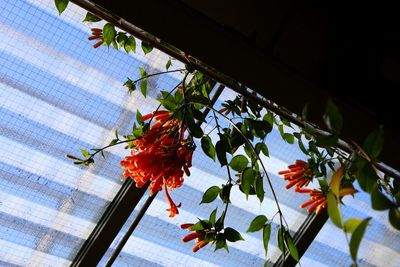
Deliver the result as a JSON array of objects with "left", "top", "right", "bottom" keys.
[{"left": 278, "top": 160, "right": 313, "bottom": 190}]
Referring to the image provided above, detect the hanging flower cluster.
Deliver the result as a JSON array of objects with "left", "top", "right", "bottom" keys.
[
  {"left": 180, "top": 223, "right": 209, "bottom": 252},
  {"left": 278, "top": 160, "right": 313, "bottom": 190},
  {"left": 88, "top": 28, "right": 103, "bottom": 48},
  {"left": 120, "top": 110, "right": 194, "bottom": 217}
]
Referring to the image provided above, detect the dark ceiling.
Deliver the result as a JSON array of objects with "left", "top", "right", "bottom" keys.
[{"left": 88, "top": 0, "right": 399, "bottom": 169}]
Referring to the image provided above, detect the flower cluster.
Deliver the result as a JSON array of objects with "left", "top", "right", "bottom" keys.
[
  {"left": 278, "top": 160, "right": 313, "bottom": 190},
  {"left": 180, "top": 223, "right": 209, "bottom": 252},
  {"left": 88, "top": 28, "right": 103, "bottom": 48},
  {"left": 120, "top": 110, "right": 194, "bottom": 217}
]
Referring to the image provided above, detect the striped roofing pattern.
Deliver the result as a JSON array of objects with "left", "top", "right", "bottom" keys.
[{"left": 0, "top": 1, "right": 399, "bottom": 267}]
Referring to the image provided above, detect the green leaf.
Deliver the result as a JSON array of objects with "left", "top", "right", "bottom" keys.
[
  {"left": 323, "top": 99, "right": 343, "bottom": 134},
  {"left": 219, "top": 184, "right": 232, "bottom": 204},
  {"left": 284, "top": 231, "right": 299, "bottom": 261},
  {"left": 283, "top": 133, "right": 295, "bottom": 144},
  {"left": 216, "top": 140, "right": 227, "bottom": 166},
  {"left": 190, "top": 221, "right": 205, "bottom": 231},
  {"left": 371, "top": 184, "right": 393, "bottom": 210},
  {"left": 124, "top": 36, "right": 136, "bottom": 53},
  {"left": 80, "top": 149, "right": 90, "bottom": 158},
  {"left": 260, "top": 143, "right": 269, "bottom": 157},
  {"left": 117, "top": 33, "right": 128, "bottom": 48},
  {"left": 209, "top": 208, "right": 217, "bottom": 225},
  {"left": 185, "top": 109, "right": 203, "bottom": 138},
  {"left": 277, "top": 227, "right": 285, "bottom": 253},
  {"left": 200, "top": 186, "right": 220, "bottom": 204},
  {"left": 363, "top": 126, "right": 384, "bottom": 159},
  {"left": 255, "top": 174, "right": 265, "bottom": 203},
  {"left": 166, "top": 59, "right": 172, "bottom": 70},
  {"left": 158, "top": 92, "right": 177, "bottom": 111},
  {"left": 229, "top": 155, "right": 249, "bottom": 172},
  {"left": 224, "top": 227, "right": 244, "bottom": 242},
  {"left": 356, "top": 160, "right": 379, "bottom": 193},
  {"left": 141, "top": 41, "right": 153, "bottom": 54},
  {"left": 136, "top": 110, "right": 143, "bottom": 125},
  {"left": 263, "top": 113, "right": 274, "bottom": 126},
  {"left": 315, "top": 134, "right": 339, "bottom": 147},
  {"left": 201, "top": 136, "right": 216, "bottom": 160},
  {"left": 247, "top": 215, "right": 267, "bottom": 232},
  {"left": 82, "top": 12, "right": 101, "bottom": 22},
  {"left": 344, "top": 218, "right": 362, "bottom": 234},
  {"left": 263, "top": 223, "right": 271, "bottom": 257},
  {"left": 327, "top": 191, "right": 342, "bottom": 228},
  {"left": 103, "top": 23, "right": 116, "bottom": 46},
  {"left": 215, "top": 237, "right": 228, "bottom": 252},
  {"left": 349, "top": 218, "right": 370, "bottom": 261},
  {"left": 55, "top": 0, "right": 69, "bottom": 15},
  {"left": 140, "top": 78, "right": 147, "bottom": 97},
  {"left": 389, "top": 207, "right": 400, "bottom": 230},
  {"left": 242, "top": 168, "right": 255, "bottom": 199}
]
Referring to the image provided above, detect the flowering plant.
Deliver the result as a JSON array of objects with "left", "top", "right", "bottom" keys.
[{"left": 57, "top": 1, "right": 400, "bottom": 265}]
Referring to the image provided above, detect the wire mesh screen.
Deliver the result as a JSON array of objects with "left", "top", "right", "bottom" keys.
[
  {"left": 0, "top": 0, "right": 182, "bottom": 265},
  {"left": 99, "top": 87, "right": 315, "bottom": 266}
]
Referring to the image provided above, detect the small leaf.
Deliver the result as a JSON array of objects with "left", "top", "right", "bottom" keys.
[
  {"left": 117, "top": 33, "right": 128, "bottom": 48},
  {"left": 344, "top": 218, "right": 362, "bottom": 233},
  {"left": 140, "top": 78, "right": 147, "bottom": 97},
  {"left": 324, "top": 99, "right": 343, "bottom": 134},
  {"left": 363, "top": 126, "right": 384, "bottom": 159},
  {"left": 241, "top": 168, "right": 255, "bottom": 199},
  {"left": 200, "top": 186, "right": 220, "bottom": 204},
  {"left": 229, "top": 155, "right": 249, "bottom": 172},
  {"left": 83, "top": 12, "right": 101, "bottom": 22},
  {"left": 389, "top": 207, "right": 400, "bottom": 230},
  {"left": 215, "top": 238, "right": 228, "bottom": 252},
  {"left": 166, "top": 59, "right": 172, "bottom": 70},
  {"left": 330, "top": 166, "right": 344, "bottom": 197},
  {"left": 350, "top": 218, "right": 370, "bottom": 261},
  {"left": 260, "top": 143, "right": 269, "bottom": 157},
  {"left": 255, "top": 174, "right": 265, "bottom": 203},
  {"left": 327, "top": 191, "right": 342, "bottom": 228},
  {"left": 285, "top": 231, "right": 299, "bottom": 261},
  {"left": 185, "top": 109, "right": 203, "bottom": 138},
  {"left": 124, "top": 36, "right": 136, "bottom": 53},
  {"left": 103, "top": 23, "right": 116, "bottom": 46},
  {"left": 247, "top": 215, "right": 267, "bottom": 232},
  {"left": 55, "top": 0, "right": 69, "bottom": 15},
  {"left": 141, "top": 41, "right": 153, "bottom": 54},
  {"left": 136, "top": 110, "right": 143, "bottom": 125},
  {"left": 201, "top": 136, "right": 216, "bottom": 160},
  {"left": 216, "top": 140, "right": 228, "bottom": 166},
  {"left": 263, "top": 223, "right": 271, "bottom": 257},
  {"left": 224, "top": 227, "right": 244, "bottom": 242},
  {"left": 277, "top": 227, "right": 285, "bottom": 253},
  {"left": 219, "top": 184, "right": 232, "bottom": 204},
  {"left": 371, "top": 184, "right": 394, "bottom": 210},
  {"left": 283, "top": 133, "right": 295, "bottom": 144},
  {"left": 80, "top": 149, "right": 90, "bottom": 158},
  {"left": 209, "top": 208, "right": 217, "bottom": 225},
  {"left": 190, "top": 221, "right": 205, "bottom": 231}
]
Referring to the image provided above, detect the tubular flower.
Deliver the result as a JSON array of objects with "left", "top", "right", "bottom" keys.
[
  {"left": 181, "top": 223, "right": 209, "bottom": 252},
  {"left": 120, "top": 110, "right": 194, "bottom": 217},
  {"left": 278, "top": 160, "right": 313, "bottom": 190},
  {"left": 296, "top": 187, "right": 358, "bottom": 214},
  {"left": 88, "top": 28, "right": 103, "bottom": 48}
]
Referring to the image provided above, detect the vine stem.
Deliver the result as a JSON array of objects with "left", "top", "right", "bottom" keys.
[{"left": 130, "top": 68, "right": 185, "bottom": 84}]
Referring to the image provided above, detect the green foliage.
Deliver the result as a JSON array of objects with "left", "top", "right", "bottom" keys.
[
  {"left": 166, "top": 59, "right": 172, "bottom": 70},
  {"left": 219, "top": 184, "right": 232, "bottom": 203},
  {"left": 247, "top": 215, "right": 268, "bottom": 232},
  {"left": 201, "top": 136, "right": 216, "bottom": 160},
  {"left": 371, "top": 184, "right": 394, "bottom": 210},
  {"left": 216, "top": 140, "right": 228, "bottom": 166},
  {"left": 185, "top": 109, "right": 203, "bottom": 138},
  {"left": 83, "top": 12, "right": 101, "bottom": 22},
  {"left": 344, "top": 218, "right": 362, "bottom": 234},
  {"left": 200, "top": 186, "right": 220, "bottom": 204},
  {"left": 255, "top": 173, "right": 265, "bottom": 202},
  {"left": 55, "top": 0, "right": 69, "bottom": 15},
  {"left": 389, "top": 207, "right": 400, "bottom": 230},
  {"left": 349, "top": 218, "right": 370, "bottom": 262},
  {"left": 263, "top": 223, "right": 271, "bottom": 257},
  {"left": 224, "top": 227, "right": 244, "bottom": 242},
  {"left": 323, "top": 99, "right": 343, "bottom": 134},
  {"left": 327, "top": 191, "right": 342, "bottom": 228},
  {"left": 125, "top": 36, "right": 136, "bottom": 53},
  {"left": 363, "top": 127, "right": 384, "bottom": 159},
  {"left": 209, "top": 208, "right": 217, "bottom": 225},
  {"left": 241, "top": 168, "right": 255, "bottom": 199},
  {"left": 229, "top": 155, "right": 249, "bottom": 172},
  {"left": 284, "top": 231, "right": 299, "bottom": 261},
  {"left": 141, "top": 41, "right": 153, "bottom": 54},
  {"left": 103, "top": 23, "right": 116, "bottom": 46},
  {"left": 138, "top": 67, "right": 147, "bottom": 97}
]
